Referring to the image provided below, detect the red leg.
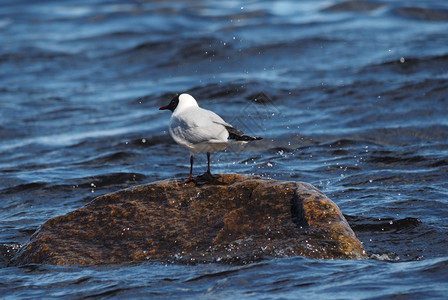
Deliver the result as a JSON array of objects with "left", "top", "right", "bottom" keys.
[
  {"left": 207, "top": 152, "right": 211, "bottom": 175},
  {"left": 182, "top": 155, "right": 195, "bottom": 184}
]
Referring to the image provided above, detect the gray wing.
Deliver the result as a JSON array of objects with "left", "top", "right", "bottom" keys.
[{"left": 169, "top": 107, "right": 230, "bottom": 145}]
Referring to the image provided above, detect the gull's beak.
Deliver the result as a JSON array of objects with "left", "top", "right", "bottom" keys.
[{"left": 159, "top": 105, "right": 168, "bottom": 110}]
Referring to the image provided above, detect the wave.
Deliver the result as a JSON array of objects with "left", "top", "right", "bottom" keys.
[
  {"left": 394, "top": 6, "right": 448, "bottom": 21},
  {"left": 322, "top": 1, "right": 384, "bottom": 12},
  {"left": 346, "top": 215, "right": 421, "bottom": 233}
]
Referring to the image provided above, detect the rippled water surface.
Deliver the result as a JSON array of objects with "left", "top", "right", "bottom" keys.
[{"left": 1, "top": 0, "right": 448, "bottom": 298}]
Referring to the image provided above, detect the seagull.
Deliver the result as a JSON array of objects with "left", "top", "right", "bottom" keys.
[{"left": 159, "top": 93, "right": 262, "bottom": 183}]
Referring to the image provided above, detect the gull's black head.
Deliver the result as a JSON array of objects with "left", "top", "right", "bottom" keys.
[{"left": 159, "top": 94, "right": 180, "bottom": 112}]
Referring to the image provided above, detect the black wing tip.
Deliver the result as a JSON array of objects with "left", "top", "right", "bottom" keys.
[
  {"left": 229, "top": 134, "right": 263, "bottom": 141},
  {"left": 225, "top": 125, "right": 262, "bottom": 141}
]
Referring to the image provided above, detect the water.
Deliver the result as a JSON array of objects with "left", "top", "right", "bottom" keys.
[{"left": 1, "top": 0, "right": 447, "bottom": 298}]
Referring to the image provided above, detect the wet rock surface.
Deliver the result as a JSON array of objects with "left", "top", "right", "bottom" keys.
[{"left": 11, "top": 174, "right": 366, "bottom": 266}]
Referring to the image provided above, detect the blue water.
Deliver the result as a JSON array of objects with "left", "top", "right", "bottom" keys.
[{"left": 1, "top": 0, "right": 448, "bottom": 298}]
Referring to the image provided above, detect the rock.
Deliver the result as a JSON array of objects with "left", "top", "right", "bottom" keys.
[{"left": 11, "top": 174, "right": 367, "bottom": 266}]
